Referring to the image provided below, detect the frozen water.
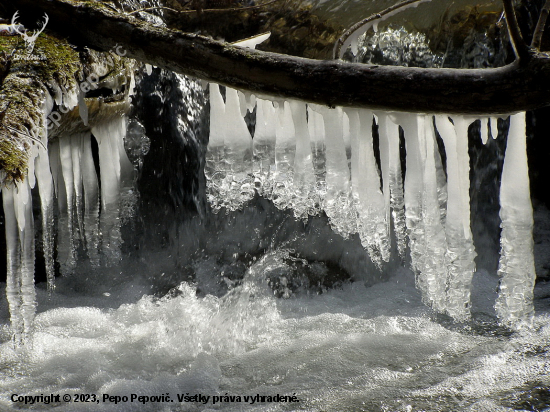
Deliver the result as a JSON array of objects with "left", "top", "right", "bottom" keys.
[
  {"left": 315, "top": 105, "right": 356, "bottom": 238},
  {"left": 436, "top": 115, "right": 477, "bottom": 322},
  {"left": 378, "top": 112, "right": 407, "bottom": 259},
  {"left": 348, "top": 108, "right": 389, "bottom": 267},
  {"left": 272, "top": 101, "right": 297, "bottom": 211},
  {"left": 203, "top": 96, "right": 536, "bottom": 324},
  {"left": 222, "top": 88, "right": 254, "bottom": 211},
  {"left": 205, "top": 83, "right": 227, "bottom": 211},
  {"left": 495, "top": 112, "right": 536, "bottom": 329},
  {"left": 0, "top": 63, "right": 544, "bottom": 412},
  {"left": 91, "top": 116, "right": 134, "bottom": 265},
  {"left": 252, "top": 98, "right": 277, "bottom": 198},
  {"left": 3, "top": 180, "right": 36, "bottom": 343},
  {"left": 289, "top": 101, "right": 317, "bottom": 219}
]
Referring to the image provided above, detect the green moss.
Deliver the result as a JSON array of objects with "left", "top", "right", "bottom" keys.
[
  {"left": 32, "top": 34, "right": 81, "bottom": 80},
  {"left": 0, "top": 136, "right": 28, "bottom": 182},
  {"left": 0, "top": 33, "right": 80, "bottom": 183},
  {"left": 0, "top": 28, "right": 134, "bottom": 184}
]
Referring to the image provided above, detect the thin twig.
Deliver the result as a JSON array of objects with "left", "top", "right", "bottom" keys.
[
  {"left": 127, "top": 6, "right": 180, "bottom": 15},
  {"left": 333, "top": 0, "right": 432, "bottom": 59},
  {"left": 531, "top": 0, "right": 550, "bottom": 50},
  {"left": 127, "top": 0, "right": 280, "bottom": 16},
  {"left": 502, "top": 0, "right": 530, "bottom": 61},
  {"left": 2, "top": 124, "right": 47, "bottom": 150}
]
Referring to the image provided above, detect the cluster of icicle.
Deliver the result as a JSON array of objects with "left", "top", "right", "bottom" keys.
[
  {"left": 2, "top": 91, "right": 134, "bottom": 343},
  {"left": 205, "top": 88, "right": 536, "bottom": 328}
]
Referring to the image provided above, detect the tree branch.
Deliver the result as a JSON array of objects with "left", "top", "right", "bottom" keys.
[
  {"left": 531, "top": 0, "right": 550, "bottom": 50},
  {"left": 126, "top": 0, "right": 280, "bottom": 16},
  {"left": 503, "top": 0, "right": 530, "bottom": 61},
  {"left": 4, "top": 0, "right": 550, "bottom": 114}
]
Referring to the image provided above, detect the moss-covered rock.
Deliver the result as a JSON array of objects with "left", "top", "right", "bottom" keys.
[{"left": 0, "top": 30, "right": 135, "bottom": 184}]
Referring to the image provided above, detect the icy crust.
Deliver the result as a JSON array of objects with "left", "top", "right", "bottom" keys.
[{"left": 205, "top": 97, "right": 535, "bottom": 327}]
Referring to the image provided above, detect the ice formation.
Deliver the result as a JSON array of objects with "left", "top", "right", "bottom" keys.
[
  {"left": 0, "top": 23, "right": 537, "bottom": 337},
  {"left": 205, "top": 88, "right": 536, "bottom": 328},
  {"left": 334, "top": 0, "right": 433, "bottom": 58},
  {"left": 494, "top": 112, "right": 536, "bottom": 328},
  {"left": 2, "top": 105, "right": 134, "bottom": 340}
]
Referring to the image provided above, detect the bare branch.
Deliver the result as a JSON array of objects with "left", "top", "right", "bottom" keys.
[
  {"left": 126, "top": 6, "right": 180, "bottom": 15},
  {"left": 127, "top": 0, "right": 280, "bottom": 16},
  {"left": 333, "top": 0, "right": 432, "bottom": 60},
  {"left": 531, "top": 0, "right": 550, "bottom": 50},
  {"left": 5, "top": 0, "right": 550, "bottom": 114},
  {"left": 503, "top": 0, "right": 530, "bottom": 61}
]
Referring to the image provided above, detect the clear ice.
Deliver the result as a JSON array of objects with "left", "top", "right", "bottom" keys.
[
  {"left": 494, "top": 112, "right": 536, "bottom": 328},
  {"left": 0, "top": 68, "right": 539, "bottom": 338},
  {"left": 2, "top": 109, "right": 134, "bottom": 340},
  {"left": 204, "top": 92, "right": 537, "bottom": 327}
]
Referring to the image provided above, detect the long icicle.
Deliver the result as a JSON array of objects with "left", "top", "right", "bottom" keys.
[
  {"left": 290, "top": 100, "right": 317, "bottom": 219},
  {"left": 349, "top": 109, "right": 389, "bottom": 267},
  {"left": 435, "top": 115, "right": 476, "bottom": 321},
  {"left": 35, "top": 97, "right": 55, "bottom": 290},
  {"left": 252, "top": 98, "right": 277, "bottom": 199},
  {"left": 316, "top": 105, "right": 356, "bottom": 238},
  {"left": 495, "top": 112, "right": 536, "bottom": 328},
  {"left": 81, "top": 131, "right": 100, "bottom": 266},
  {"left": 378, "top": 113, "right": 407, "bottom": 260},
  {"left": 420, "top": 116, "right": 448, "bottom": 313},
  {"left": 205, "top": 83, "right": 227, "bottom": 212},
  {"left": 3, "top": 185, "right": 23, "bottom": 343}
]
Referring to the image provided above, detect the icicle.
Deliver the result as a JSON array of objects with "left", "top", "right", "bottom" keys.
[
  {"left": 378, "top": 113, "right": 407, "bottom": 260},
  {"left": 3, "top": 180, "right": 36, "bottom": 343},
  {"left": 399, "top": 113, "right": 427, "bottom": 275},
  {"left": 91, "top": 116, "right": 133, "bottom": 264},
  {"left": 480, "top": 118, "right": 489, "bottom": 145},
  {"left": 27, "top": 145, "right": 37, "bottom": 190},
  {"left": 238, "top": 91, "right": 256, "bottom": 118},
  {"left": 35, "top": 142, "right": 55, "bottom": 289},
  {"left": 419, "top": 117, "right": 448, "bottom": 312},
  {"left": 435, "top": 115, "right": 476, "bottom": 321},
  {"left": 205, "top": 83, "right": 227, "bottom": 212},
  {"left": 58, "top": 136, "right": 77, "bottom": 273},
  {"left": 495, "top": 112, "right": 536, "bottom": 329},
  {"left": 314, "top": 105, "right": 355, "bottom": 238},
  {"left": 15, "top": 181, "right": 35, "bottom": 340},
  {"left": 308, "top": 106, "right": 327, "bottom": 208},
  {"left": 252, "top": 98, "right": 277, "bottom": 198},
  {"left": 49, "top": 139, "right": 72, "bottom": 276},
  {"left": 490, "top": 117, "right": 499, "bottom": 139},
  {"left": 71, "top": 134, "right": 85, "bottom": 244},
  {"left": 222, "top": 87, "right": 254, "bottom": 211},
  {"left": 289, "top": 100, "right": 317, "bottom": 219},
  {"left": 3, "top": 185, "right": 23, "bottom": 341},
  {"left": 349, "top": 108, "right": 389, "bottom": 267},
  {"left": 35, "top": 98, "right": 55, "bottom": 289},
  {"left": 272, "top": 100, "right": 296, "bottom": 211},
  {"left": 342, "top": 110, "right": 352, "bottom": 173},
  {"left": 81, "top": 132, "right": 100, "bottom": 266}
]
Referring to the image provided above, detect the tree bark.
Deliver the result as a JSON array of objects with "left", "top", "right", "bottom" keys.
[{"left": 3, "top": 0, "right": 550, "bottom": 114}]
